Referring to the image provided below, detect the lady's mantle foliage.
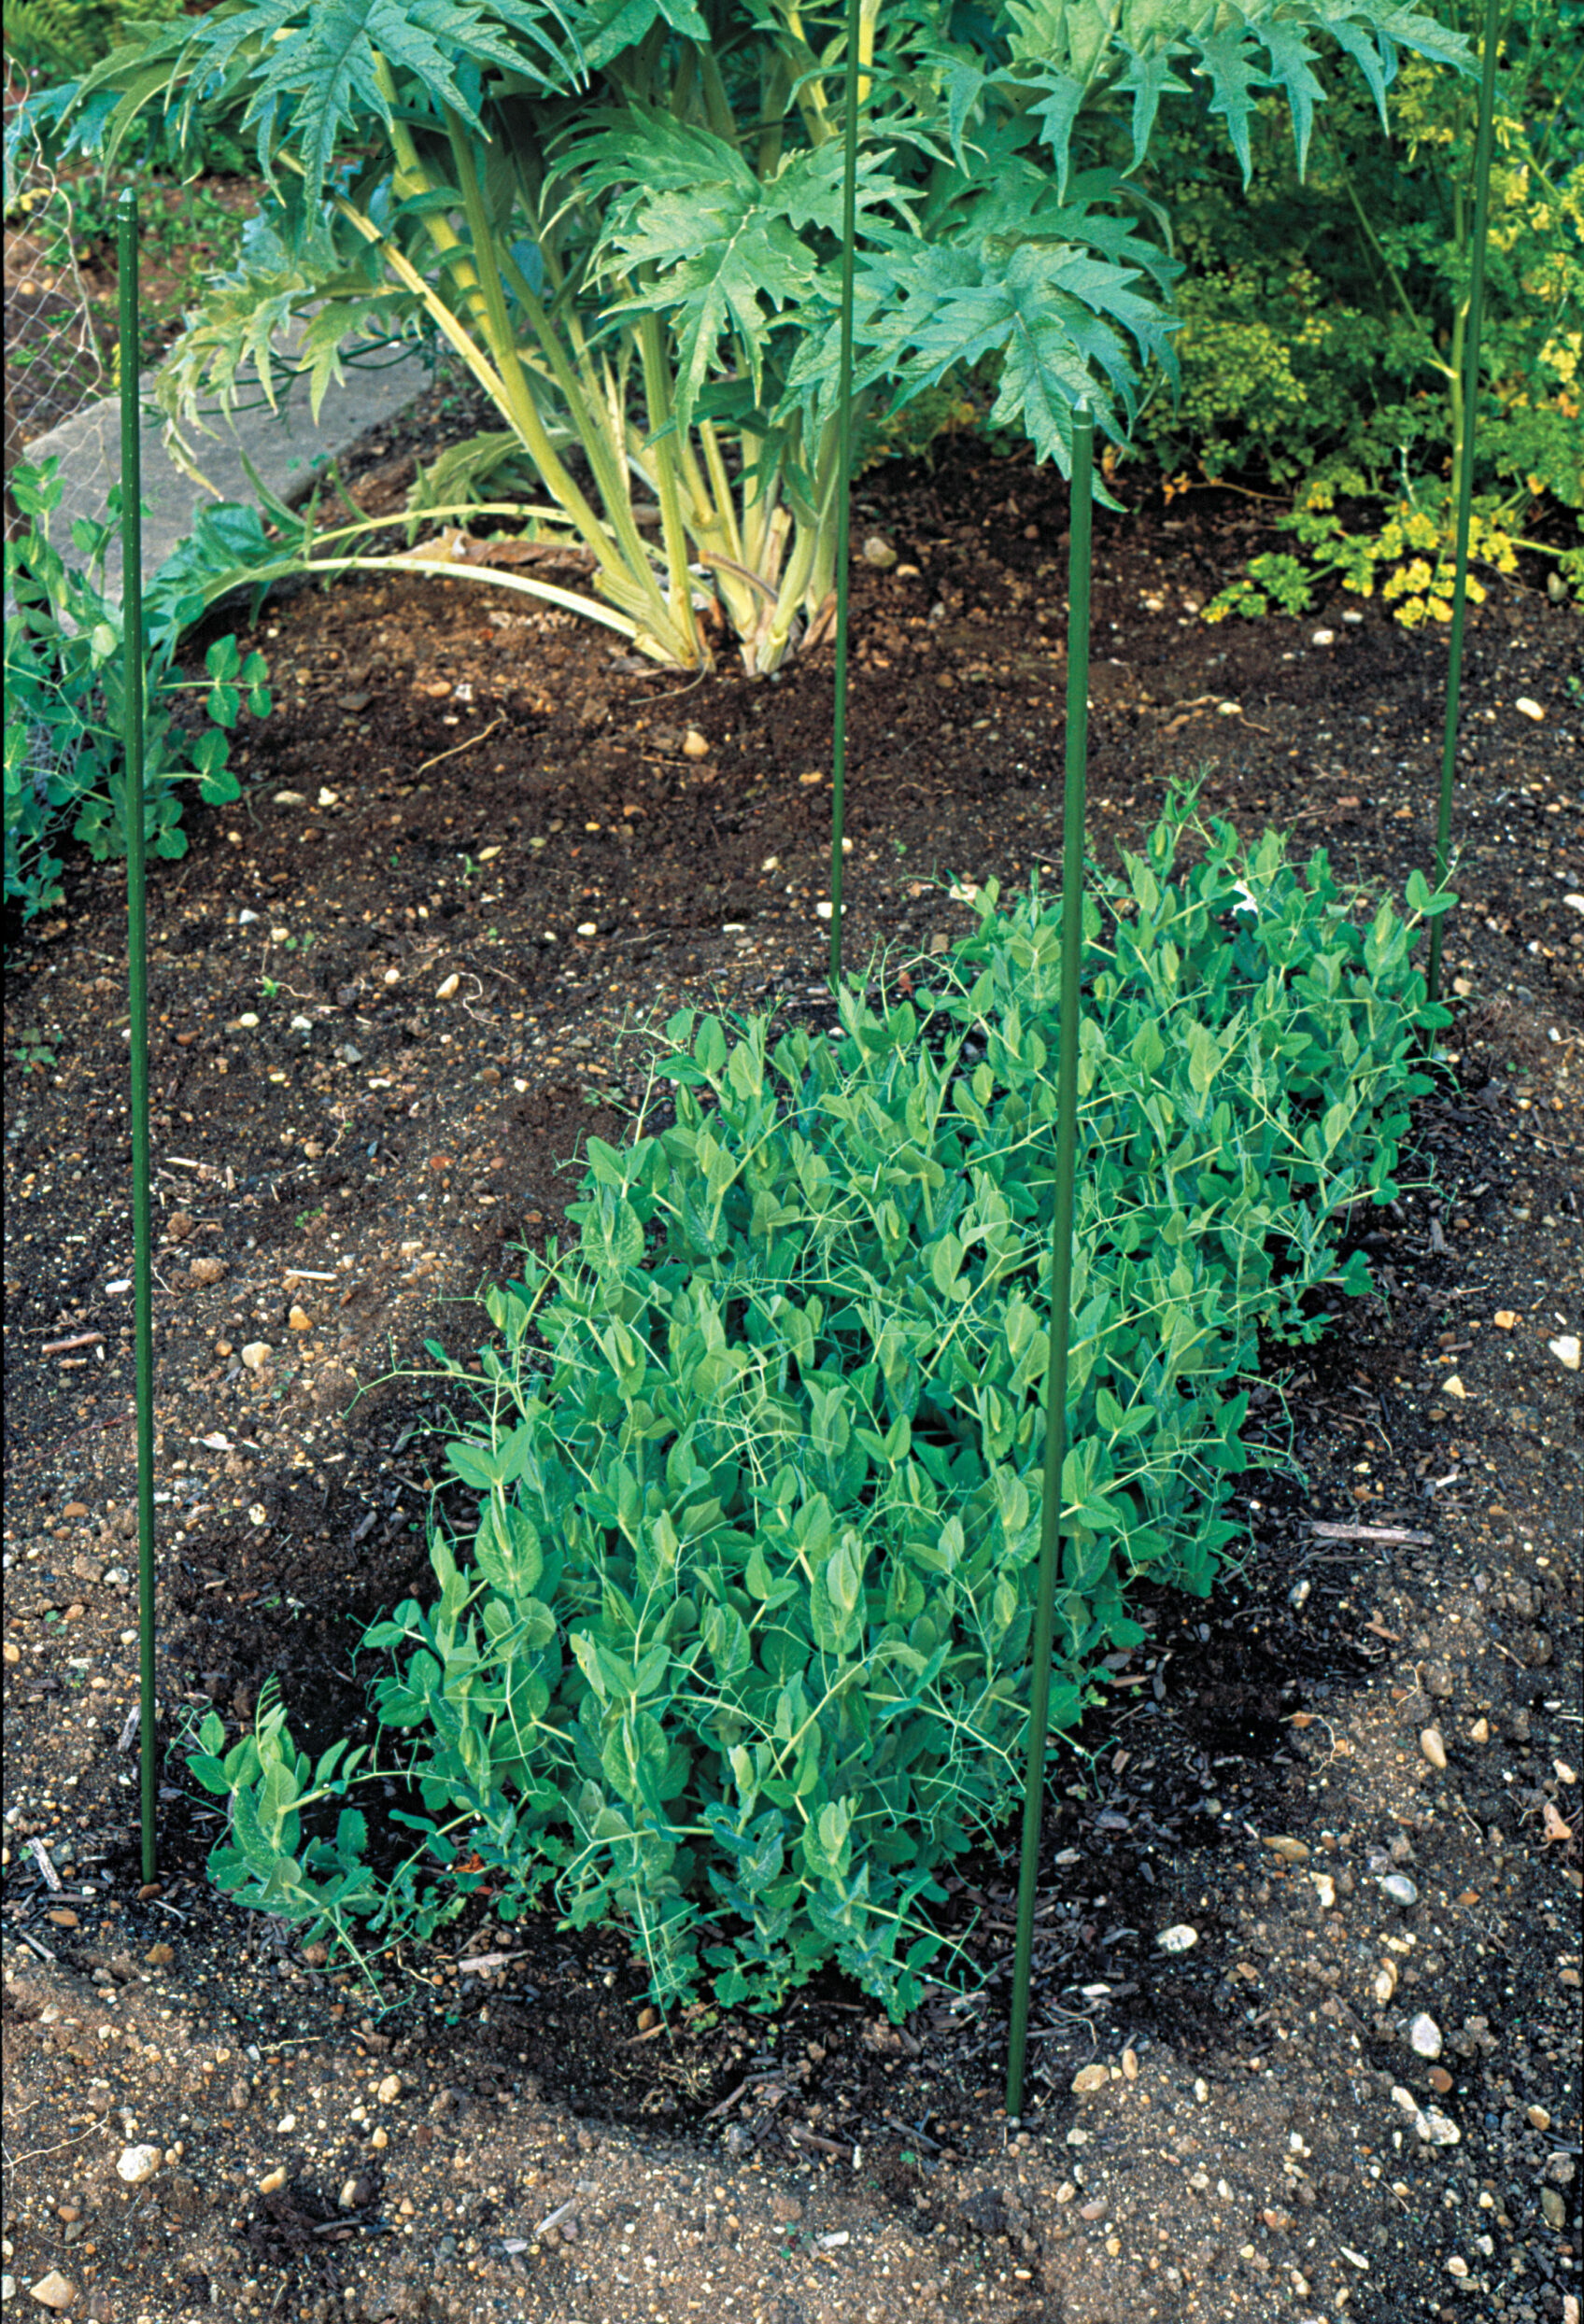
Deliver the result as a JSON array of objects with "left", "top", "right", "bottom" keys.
[{"left": 190, "top": 787, "right": 1452, "bottom": 2018}]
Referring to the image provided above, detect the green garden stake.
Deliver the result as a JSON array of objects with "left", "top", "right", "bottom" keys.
[
  {"left": 827, "top": 0, "right": 864, "bottom": 988},
  {"left": 1006, "top": 402, "right": 1094, "bottom": 2123},
  {"left": 1426, "top": 0, "right": 1499, "bottom": 1021},
  {"left": 118, "top": 188, "right": 159, "bottom": 1885}
]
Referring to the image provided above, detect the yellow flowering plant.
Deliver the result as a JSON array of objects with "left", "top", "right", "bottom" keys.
[{"left": 1131, "top": 0, "right": 1581, "bottom": 619}]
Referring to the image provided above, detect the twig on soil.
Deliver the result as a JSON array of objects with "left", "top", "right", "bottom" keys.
[
  {"left": 28, "top": 1838, "right": 61, "bottom": 1890},
  {"left": 463, "top": 949, "right": 524, "bottom": 990},
  {"left": 39, "top": 1330, "right": 104, "bottom": 1355},
  {"left": 13, "top": 1929, "right": 57, "bottom": 1965},
  {"left": 414, "top": 714, "right": 505, "bottom": 780},
  {"left": 785, "top": 2123, "right": 853, "bottom": 2158},
  {"left": 456, "top": 972, "right": 494, "bottom": 1031},
  {"left": 1309, "top": 1521, "right": 1433, "bottom": 1544},
  {"left": 703, "top": 2078, "right": 751, "bottom": 2120},
  {"left": 454, "top": 1950, "right": 529, "bottom": 1975},
  {"left": 2, "top": 2120, "right": 106, "bottom": 2171}
]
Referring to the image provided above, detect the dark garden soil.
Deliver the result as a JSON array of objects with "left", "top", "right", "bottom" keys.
[{"left": 4, "top": 407, "right": 1581, "bottom": 2324}]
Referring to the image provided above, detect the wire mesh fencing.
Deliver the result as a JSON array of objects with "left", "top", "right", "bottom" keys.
[
  {"left": 4, "top": 62, "right": 120, "bottom": 884},
  {"left": 4, "top": 63, "right": 115, "bottom": 540}
]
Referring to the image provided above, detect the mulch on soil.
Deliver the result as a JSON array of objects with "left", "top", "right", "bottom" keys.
[{"left": 3, "top": 421, "right": 1580, "bottom": 2324}]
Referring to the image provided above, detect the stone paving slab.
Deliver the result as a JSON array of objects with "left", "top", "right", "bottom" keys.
[{"left": 17, "top": 332, "right": 436, "bottom": 609}]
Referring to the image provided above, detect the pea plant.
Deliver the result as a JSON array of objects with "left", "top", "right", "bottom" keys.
[
  {"left": 4, "top": 458, "right": 271, "bottom": 923},
  {"left": 187, "top": 784, "right": 1453, "bottom": 2015},
  {"left": 46, "top": 0, "right": 1470, "bottom": 670}
]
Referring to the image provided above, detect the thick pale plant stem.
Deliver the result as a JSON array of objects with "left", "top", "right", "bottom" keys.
[
  {"left": 496, "top": 246, "right": 634, "bottom": 516},
  {"left": 739, "top": 432, "right": 780, "bottom": 570},
  {"left": 448, "top": 117, "right": 704, "bottom": 655},
  {"left": 476, "top": 212, "right": 696, "bottom": 650},
  {"left": 698, "top": 45, "right": 739, "bottom": 143},
  {"left": 857, "top": 0, "right": 882, "bottom": 103},
  {"left": 785, "top": 5, "right": 834, "bottom": 143},
  {"left": 700, "top": 422, "right": 744, "bottom": 566},
  {"left": 635, "top": 313, "right": 705, "bottom": 653},
  {"left": 328, "top": 197, "right": 635, "bottom": 593},
  {"left": 336, "top": 121, "right": 704, "bottom": 655},
  {"left": 757, "top": 494, "right": 823, "bottom": 671},
  {"left": 361, "top": 68, "right": 698, "bottom": 657},
  {"left": 758, "top": 54, "right": 793, "bottom": 176}
]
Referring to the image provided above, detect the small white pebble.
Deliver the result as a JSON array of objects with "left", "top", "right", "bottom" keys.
[
  {"left": 1514, "top": 697, "right": 1544, "bottom": 721},
  {"left": 436, "top": 972, "right": 460, "bottom": 999},
  {"left": 1311, "top": 628, "right": 1336, "bottom": 645},
  {"left": 1407, "top": 2014, "right": 1442, "bottom": 2059}
]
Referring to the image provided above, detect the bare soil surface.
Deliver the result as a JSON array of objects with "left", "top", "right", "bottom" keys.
[{"left": 4, "top": 413, "right": 1581, "bottom": 2324}]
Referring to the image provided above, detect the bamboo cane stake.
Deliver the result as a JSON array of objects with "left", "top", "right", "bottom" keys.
[
  {"left": 118, "top": 190, "right": 159, "bottom": 1884},
  {"left": 1426, "top": 0, "right": 1500, "bottom": 1018},
  {"left": 1006, "top": 403, "right": 1094, "bottom": 2121},
  {"left": 828, "top": 0, "right": 863, "bottom": 985}
]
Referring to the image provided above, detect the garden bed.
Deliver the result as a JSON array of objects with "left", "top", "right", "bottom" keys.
[{"left": 3, "top": 435, "right": 1580, "bottom": 2323}]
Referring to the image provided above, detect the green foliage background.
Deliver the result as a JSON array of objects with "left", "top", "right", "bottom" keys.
[
  {"left": 4, "top": 0, "right": 186, "bottom": 81},
  {"left": 1113, "top": 0, "right": 1584, "bottom": 612},
  {"left": 14, "top": 0, "right": 1479, "bottom": 666}
]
